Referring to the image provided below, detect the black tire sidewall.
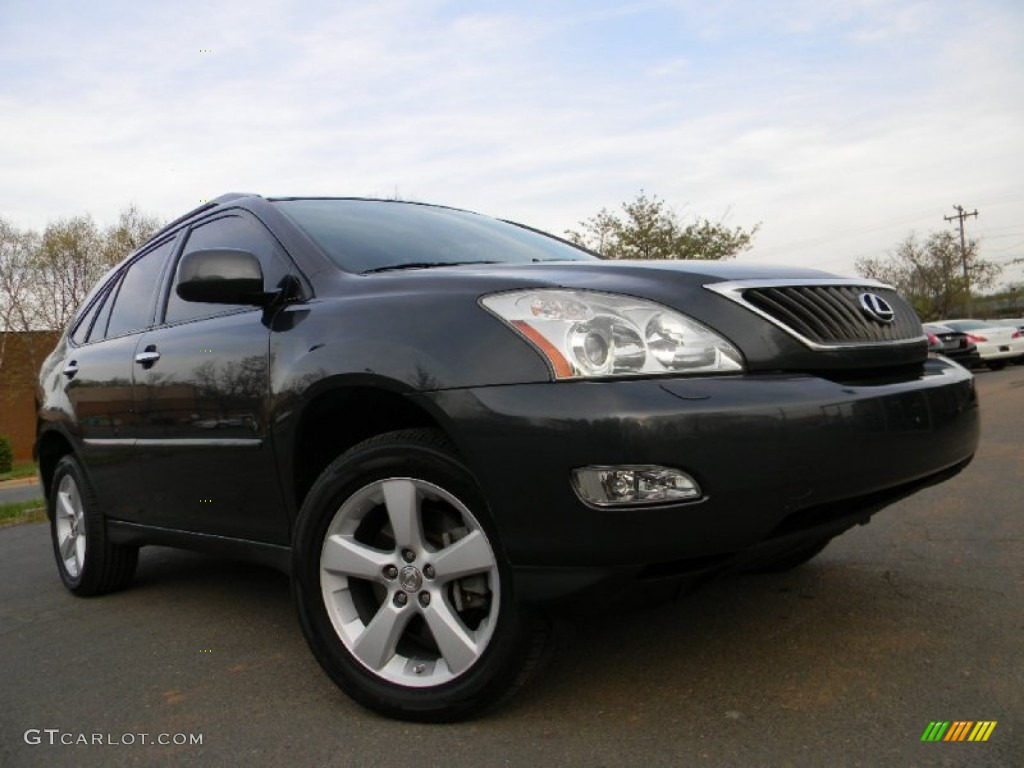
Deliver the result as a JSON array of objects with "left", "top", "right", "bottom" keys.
[
  {"left": 49, "top": 456, "right": 103, "bottom": 593},
  {"left": 292, "top": 434, "right": 533, "bottom": 721}
]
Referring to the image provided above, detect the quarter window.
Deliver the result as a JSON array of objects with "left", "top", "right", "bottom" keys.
[
  {"left": 70, "top": 287, "right": 108, "bottom": 345},
  {"left": 88, "top": 280, "right": 118, "bottom": 343}
]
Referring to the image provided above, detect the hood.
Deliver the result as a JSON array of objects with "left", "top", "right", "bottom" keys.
[{"left": 317, "top": 258, "right": 925, "bottom": 375}]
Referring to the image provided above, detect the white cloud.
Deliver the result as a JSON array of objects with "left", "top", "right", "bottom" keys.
[{"left": 1, "top": 0, "right": 1022, "bottom": 285}]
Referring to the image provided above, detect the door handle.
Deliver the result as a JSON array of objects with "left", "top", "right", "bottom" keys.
[
  {"left": 62, "top": 361, "right": 78, "bottom": 378},
  {"left": 135, "top": 346, "right": 161, "bottom": 367}
]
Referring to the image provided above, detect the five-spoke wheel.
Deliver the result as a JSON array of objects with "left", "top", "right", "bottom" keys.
[
  {"left": 319, "top": 477, "right": 501, "bottom": 687},
  {"left": 53, "top": 472, "right": 88, "bottom": 579},
  {"left": 293, "top": 429, "right": 548, "bottom": 721},
  {"left": 48, "top": 455, "right": 138, "bottom": 595}
]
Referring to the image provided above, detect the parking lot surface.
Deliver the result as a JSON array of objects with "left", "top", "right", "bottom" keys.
[{"left": 1, "top": 366, "right": 1020, "bottom": 767}]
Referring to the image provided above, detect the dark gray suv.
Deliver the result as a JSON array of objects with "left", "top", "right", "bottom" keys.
[{"left": 36, "top": 194, "right": 979, "bottom": 720}]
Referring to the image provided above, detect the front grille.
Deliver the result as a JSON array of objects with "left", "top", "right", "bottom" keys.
[{"left": 739, "top": 284, "right": 921, "bottom": 346}]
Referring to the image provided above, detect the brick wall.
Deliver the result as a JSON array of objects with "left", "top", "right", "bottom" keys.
[{"left": 0, "top": 332, "right": 61, "bottom": 462}]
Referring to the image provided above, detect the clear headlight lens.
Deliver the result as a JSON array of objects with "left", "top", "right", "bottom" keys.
[{"left": 481, "top": 289, "right": 744, "bottom": 379}]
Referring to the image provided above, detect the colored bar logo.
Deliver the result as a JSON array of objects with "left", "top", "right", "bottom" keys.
[{"left": 921, "top": 721, "right": 997, "bottom": 742}]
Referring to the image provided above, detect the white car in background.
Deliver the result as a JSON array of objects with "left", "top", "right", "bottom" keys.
[
  {"left": 938, "top": 319, "right": 1024, "bottom": 370},
  {"left": 995, "top": 318, "right": 1024, "bottom": 333}
]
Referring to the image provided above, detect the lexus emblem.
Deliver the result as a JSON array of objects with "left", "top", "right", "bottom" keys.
[
  {"left": 399, "top": 565, "right": 423, "bottom": 593},
  {"left": 858, "top": 292, "right": 895, "bottom": 324}
]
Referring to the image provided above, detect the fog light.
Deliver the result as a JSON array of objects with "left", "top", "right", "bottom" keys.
[{"left": 572, "top": 466, "right": 701, "bottom": 507}]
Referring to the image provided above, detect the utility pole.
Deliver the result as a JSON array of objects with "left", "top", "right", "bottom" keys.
[{"left": 945, "top": 204, "right": 978, "bottom": 315}]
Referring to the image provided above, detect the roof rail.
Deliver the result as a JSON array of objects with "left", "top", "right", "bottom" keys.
[
  {"left": 145, "top": 192, "right": 261, "bottom": 244},
  {"left": 211, "top": 192, "right": 258, "bottom": 205}
]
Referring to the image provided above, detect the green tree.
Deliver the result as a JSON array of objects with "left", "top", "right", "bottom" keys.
[
  {"left": 565, "top": 190, "right": 759, "bottom": 260},
  {"left": 855, "top": 231, "right": 1001, "bottom": 320}
]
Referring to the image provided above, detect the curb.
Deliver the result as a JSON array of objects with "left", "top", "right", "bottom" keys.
[{"left": 0, "top": 476, "right": 40, "bottom": 489}]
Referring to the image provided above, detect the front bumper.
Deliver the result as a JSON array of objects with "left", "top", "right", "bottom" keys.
[{"left": 419, "top": 358, "right": 979, "bottom": 601}]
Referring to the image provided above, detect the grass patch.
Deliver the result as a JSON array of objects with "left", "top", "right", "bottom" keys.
[
  {"left": 0, "top": 498, "right": 47, "bottom": 527},
  {"left": 0, "top": 461, "right": 38, "bottom": 483}
]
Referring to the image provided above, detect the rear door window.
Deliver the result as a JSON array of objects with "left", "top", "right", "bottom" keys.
[{"left": 102, "top": 240, "right": 174, "bottom": 339}]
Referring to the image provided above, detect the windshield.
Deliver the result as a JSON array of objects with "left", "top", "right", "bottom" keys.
[{"left": 272, "top": 199, "right": 598, "bottom": 274}]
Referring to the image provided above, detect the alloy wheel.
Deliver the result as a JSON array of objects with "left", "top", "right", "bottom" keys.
[
  {"left": 54, "top": 474, "right": 87, "bottom": 579},
  {"left": 319, "top": 477, "right": 500, "bottom": 687}
]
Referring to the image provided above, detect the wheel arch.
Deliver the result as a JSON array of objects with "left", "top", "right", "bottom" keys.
[
  {"left": 287, "top": 382, "right": 457, "bottom": 519},
  {"left": 36, "top": 428, "right": 76, "bottom": 505}
]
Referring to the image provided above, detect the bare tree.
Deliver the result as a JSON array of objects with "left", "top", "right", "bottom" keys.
[
  {"left": 856, "top": 231, "right": 1001, "bottom": 320},
  {"left": 31, "top": 215, "right": 107, "bottom": 332},
  {"left": 0, "top": 218, "right": 40, "bottom": 373},
  {"left": 102, "top": 203, "right": 163, "bottom": 265},
  {"left": 0, "top": 201, "right": 166, "bottom": 385},
  {"left": 22, "top": 206, "right": 163, "bottom": 332}
]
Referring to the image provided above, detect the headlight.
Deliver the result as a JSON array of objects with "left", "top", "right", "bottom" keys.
[{"left": 481, "top": 289, "right": 744, "bottom": 379}]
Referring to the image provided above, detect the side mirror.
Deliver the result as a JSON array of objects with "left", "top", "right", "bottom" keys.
[{"left": 176, "top": 249, "right": 267, "bottom": 305}]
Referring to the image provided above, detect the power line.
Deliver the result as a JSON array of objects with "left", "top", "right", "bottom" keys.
[{"left": 987, "top": 241, "right": 1024, "bottom": 254}]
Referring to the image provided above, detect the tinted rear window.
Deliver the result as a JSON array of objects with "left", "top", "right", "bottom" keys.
[{"left": 272, "top": 199, "right": 596, "bottom": 273}]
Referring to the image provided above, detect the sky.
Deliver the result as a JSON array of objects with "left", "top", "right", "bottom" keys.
[{"left": 2, "top": 0, "right": 1023, "bottom": 287}]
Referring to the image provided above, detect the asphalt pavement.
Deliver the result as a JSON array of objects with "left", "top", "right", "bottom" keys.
[{"left": 1, "top": 366, "right": 1021, "bottom": 767}]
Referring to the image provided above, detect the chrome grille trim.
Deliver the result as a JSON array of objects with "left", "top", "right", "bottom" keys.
[{"left": 704, "top": 278, "right": 927, "bottom": 351}]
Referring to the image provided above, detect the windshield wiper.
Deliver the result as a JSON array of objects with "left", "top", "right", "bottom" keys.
[{"left": 362, "top": 260, "right": 500, "bottom": 274}]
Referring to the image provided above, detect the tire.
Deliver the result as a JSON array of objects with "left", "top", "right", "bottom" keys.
[
  {"left": 291, "top": 429, "right": 549, "bottom": 722},
  {"left": 988, "top": 360, "right": 1006, "bottom": 371},
  {"left": 746, "top": 537, "right": 832, "bottom": 574},
  {"left": 48, "top": 455, "right": 138, "bottom": 595}
]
